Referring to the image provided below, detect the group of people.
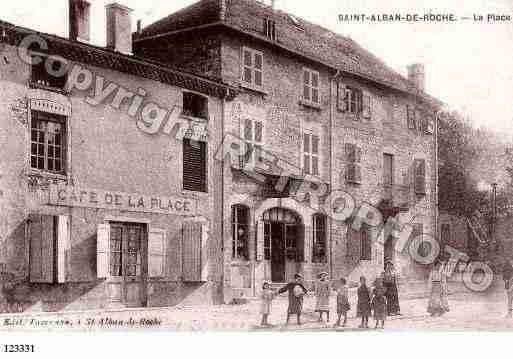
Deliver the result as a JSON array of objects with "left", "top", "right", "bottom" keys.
[{"left": 259, "top": 261, "right": 402, "bottom": 329}]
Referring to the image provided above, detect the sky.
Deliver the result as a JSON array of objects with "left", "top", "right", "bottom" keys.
[{"left": 2, "top": 0, "right": 513, "bottom": 138}]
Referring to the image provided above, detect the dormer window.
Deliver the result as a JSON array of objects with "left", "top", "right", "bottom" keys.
[
  {"left": 30, "top": 55, "right": 67, "bottom": 91},
  {"left": 182, "top": 92, "right": 208, "bottom": 120},
  {"left": 263, "top": 18, "right": 277, "bottom": 41}
]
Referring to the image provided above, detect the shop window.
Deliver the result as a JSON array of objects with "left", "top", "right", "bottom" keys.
[
  {"left": 232, "top": 205, "right": 249, "bottom": 260},
  {"left": 312, "top": 214, "right": 327, "bottom": 263},
  {"left": 183, "top": 139, "right": 208, "bottom": 193},
  {"left": 182, "top": 92, "right": 208, "bottom": 120},
  {"left": 30, "top": 111, "right": 66, "bottom": 174}
]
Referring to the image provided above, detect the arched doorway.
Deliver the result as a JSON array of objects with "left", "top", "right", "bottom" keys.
[{"left": 262, "top": 207, "right": 303, "bottom": 282}]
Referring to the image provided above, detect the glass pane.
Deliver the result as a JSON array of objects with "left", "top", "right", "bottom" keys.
[
  {"left": 255, "top": 122, "right": 263, "bottom": 143},
  {"left": 254, "top": 71, "right": 262, "bottom": 86},
  {"left": 37, "top": 157, "right": 44, "bottom": 170},
  {"left": 312, "top": 135, "right": 319, "bottom": 154},
  {"left": 31, "top": 130, "right": 37, "bottom": 141},
  {"left": 312, "top": 88, "right": 319, "bottom": 103},
  {"left": 303, "top": 133, "right": 310, "bottom": 153},
  {"left": 244, "top": 119, "right": 253, "bottom": 140},
  {"left": 303, "top": 85, "right": 310, "bottom": 100},
  {"left": 243, "top": 67, "right": 252, "bottom": 83},
  {"left": 312, "top": 156, "right": 319, "bottom": 175},
  {"left": 254, "top": 53, "right": 262, "bottom": 69},
  {"left": 244, "top": 50, "right": 252, "bottom": 66},
  {"left": 312, "top": 72, "right": 319, "bottom": 87},
  {"left": 303, "top": 70, "right": 310, "bottom": 85},
  {"left": 31, "top": 144, "right": 37, "bottom": 156},
  {"left": 55, "top": 160, "right": 62, "bottom": 172},
  {"left": 304, "top": 155, "right": 310, "bottom": 174},
  {"left": 30, "top": 156, "right": 37, "bottom": 168}
]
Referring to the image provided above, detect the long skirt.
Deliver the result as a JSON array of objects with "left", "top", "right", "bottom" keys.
[
  {"left": 384, "top": 281, "right": 401, "bottom": 314},
  {"left": 315, "top": 295, "right": 330, "bottom": 313},
  {"left": 288, "top": 296, "right": 303, "bottom": 314},
  {"left": 427, "top": 282, "right": 449, "bottom": 315}
]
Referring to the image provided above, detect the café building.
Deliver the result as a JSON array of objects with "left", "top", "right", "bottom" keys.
[{"left": 0, "top": 3, "right": 237, "bottom": 311}]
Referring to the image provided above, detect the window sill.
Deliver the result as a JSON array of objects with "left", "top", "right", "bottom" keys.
[
  {"left": 299, "top": 98, "right": 322, "bottom": 110},
  {"left": 28, "top": 169, "right": 67, "bottom": 181},
  {"left": 181, "top": 189, "right": 210, "bottom": 199},
  {"left": 180, "top": 114, "right": 209, "bottom": 123},
  {"left": 240, "top": 82, "right": 268, "bottom": 95},
  {"left": 346, "top": 180, "right": 362, "bottom": 186}
]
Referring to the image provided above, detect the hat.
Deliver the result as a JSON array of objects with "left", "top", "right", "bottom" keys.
[{"left": 294, "top": 273, "right": 303, "bottom": 279}]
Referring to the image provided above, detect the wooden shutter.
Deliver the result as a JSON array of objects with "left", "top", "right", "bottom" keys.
[
  {"left": 183, "top": 139, "right": 207, "bottom": 193},
  {"left": 407, "top": 105, "right": 416, "bottom": 129},
  {"left": 426, "top": 114, "right": 435, "bottom": 134},
  {"left": 414, "top": 159, "right": 426, "bottom": 195},
  {"left": 362, "top": 92, "right": 372, "bottom": 119},
  {"left": 256, "top": 221, "right": 264, "bottom": 261},
  {"left": 29, "top": 214, "right": 55, "bottom": 283},
  {"left": 182, "top": 221, "right": 203, "bottom": 282},
  {"left": 148, "top": 228, "right": 166, "bottom": 278},
  {"left": 96, "top": 223, "right": 110, "bottom": 279},
  {"left": 56, "top": 215, "right": 69, "bottom": 283},
  {"left": 337, "top": 82, "right": 347, "bottom": 112}
]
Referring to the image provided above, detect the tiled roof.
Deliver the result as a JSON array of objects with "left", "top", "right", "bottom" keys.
[
  {"left": 0, "top": 19, "right": 238, "bottom": 100},
  {"left": 136, "top": 0, "right": 441, "bottom": 105}
]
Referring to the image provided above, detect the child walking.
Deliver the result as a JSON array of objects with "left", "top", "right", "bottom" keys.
[
  {"left": 260, "top": 281, "right": 275, "bottom": 326},
  {"left": 371, "top": 278, "right": 387, "bottom": 329},
  {"left": 357, "top": 276, "right": 371, "bottom": 328},
  {"left": 314, "top": 272, "right": 331, "bottom": 322},
  {"left": 335, "top": 277, "right": 351, "bottom": 327}
]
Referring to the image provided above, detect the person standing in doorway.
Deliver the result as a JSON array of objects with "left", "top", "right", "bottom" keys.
[
  {"left": 314, "top": 272, "right": 331, "bottom": 323},
  {"left": 278, "top": 273, "right": 308, "bottom": 325},
  {"left": 503, "top": 258, "right": 513, "bottom": 318},
  {"left": 382, "top": 261, "right": 401, "bottom": 316}
]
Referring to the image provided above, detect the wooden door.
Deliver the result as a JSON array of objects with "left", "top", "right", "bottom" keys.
[
  {"left": 108, "top": 223, "right": 147, "bottom": 307},
  {"left": 271, "top": 222, "right": 285, "bottom": 283}
]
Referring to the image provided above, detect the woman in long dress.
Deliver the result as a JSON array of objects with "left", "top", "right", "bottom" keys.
[
  {"left": 427, "top": 261, "right": 450, "bottom": 316},
  {"left": 278, "top": 273, "right": 308, "bottom": 325},
  {"left": 382, "top": 261, "right": 401, "bottom": 315},
  {"left": 314, "top": 272, "right": 331, "bottom": 322}
]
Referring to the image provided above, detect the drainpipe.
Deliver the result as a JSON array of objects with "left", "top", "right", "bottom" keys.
[
  {"left": 434, "top": 110, "right": 439, "bottom": 253},
  {"left": 329, "top": 69, "right": 342, "bottom": 279}
]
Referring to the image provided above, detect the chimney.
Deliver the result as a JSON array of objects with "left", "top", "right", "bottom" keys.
[
  {"left": 69, "top": 0, "right": 91, "bottom": 42},
  {"left": 407, "top": 63, "right": 425, "bottom": 91},
  {"left": 106, "top": 2, "right": 133, "bottom": 54}
]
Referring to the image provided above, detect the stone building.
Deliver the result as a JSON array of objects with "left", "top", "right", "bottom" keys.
[
  {"left": 134, "top": 0, "right": 443, "bottom": 300},
  {"left": 0, "top": 1, "right": 238, "bottom": 311}
]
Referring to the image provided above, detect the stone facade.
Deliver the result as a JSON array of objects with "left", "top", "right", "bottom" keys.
[{"left": 0, "top": 35, "right": 230, "bottom": 311}]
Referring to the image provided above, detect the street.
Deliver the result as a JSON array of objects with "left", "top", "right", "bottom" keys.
[{"left": 1, "top": 288, "right": 512, "bottom": 332}]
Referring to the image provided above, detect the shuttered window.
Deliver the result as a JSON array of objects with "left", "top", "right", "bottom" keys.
[
  {"left": 303, "top": 68, "right": 320, "bottom": 104},
  {"left": 148, "top": 228, "right": 166, "bottom": 278},
  {"left": 182, "top": 221, "right": 205, "bottom": 282},
  {"left": 360, "top": 227, "right": 372, "bottom": 260},
  {"left": 383, "top": 153, "right": 394, "bottom": 186},
  {"left": 345, "top": 143, "right": 362, "bottom": 184},
  {"left": 29, "top": 214, "right": 69, "bottom": 283},
  {"left": 240, "top": 118, "right": 264, "bottom": 168},
  {"left": 263, "top": 18, "right": 277, "bottom": 41},
  {"left": 242, "top": 47, "right": 264, "bottom": 89},
  {"left": 414, "top": 159, "right": 426, "bottom": 195},
  {"left": 183, "top": 139, "right": 207, "bottom": 193},
  {"left": 407, "top": 105, "right": 416, "bottom": 129},
  {"left": 303, "top": 132, "right": 320, "bottom": 176}
]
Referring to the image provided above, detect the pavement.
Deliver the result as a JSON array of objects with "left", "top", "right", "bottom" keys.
[{"left": 1, "top": 289, "right": 513, "bottom": 332}]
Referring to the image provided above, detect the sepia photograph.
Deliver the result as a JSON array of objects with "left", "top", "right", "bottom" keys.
[{"left": 0, "top": 0, "right": 512, "bottom": 355}]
